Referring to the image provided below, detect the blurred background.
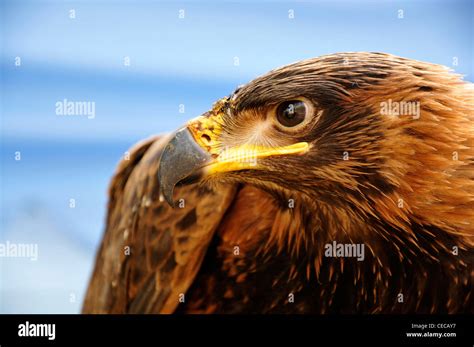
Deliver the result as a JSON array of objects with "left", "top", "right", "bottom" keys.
[{"left": 0, "top": 0, "right": 472, "bottom": 313}]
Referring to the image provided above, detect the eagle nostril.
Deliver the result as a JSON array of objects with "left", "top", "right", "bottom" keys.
[{"left": 201, "top": 134, "right": 212, "bottom": 144}]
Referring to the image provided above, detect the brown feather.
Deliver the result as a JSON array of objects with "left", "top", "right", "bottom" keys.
[{"left": 82, "top": 136, "right": 237, "bottom": 313}]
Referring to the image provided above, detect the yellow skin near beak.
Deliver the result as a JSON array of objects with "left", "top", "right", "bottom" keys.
[{"left": 186, "top": 98, "right": 310, "bottom": 175}]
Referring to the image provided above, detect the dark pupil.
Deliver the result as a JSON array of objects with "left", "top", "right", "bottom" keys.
[{"left": 277, "top": 100, "right": 306, "bottom": 127}]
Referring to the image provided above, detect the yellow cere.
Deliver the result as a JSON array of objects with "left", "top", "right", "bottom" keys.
[{"left": 187, "top": 109, "right": 225, "bottom": 155}]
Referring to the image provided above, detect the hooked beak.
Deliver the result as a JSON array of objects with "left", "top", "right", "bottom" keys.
[
  {"left": 157, "top": 127, "right": 213, "bottom": 206},
  {"left": 157, "top": 102, "right": 310, "bottom": 207}
]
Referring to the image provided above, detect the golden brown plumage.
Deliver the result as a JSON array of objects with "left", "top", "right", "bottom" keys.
[{"left": 83, "top": 52, "right": 473, "bottom": 314}]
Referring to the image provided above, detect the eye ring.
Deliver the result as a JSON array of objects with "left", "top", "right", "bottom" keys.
[{"left": 272, "top": 98, "right": 316, "bottom": 131}]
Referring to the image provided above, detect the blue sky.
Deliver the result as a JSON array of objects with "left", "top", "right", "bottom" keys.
[
  {"left": 0, "top": 0, "right": 472, "bottom": 313},
  {"left": 2, "top": 0, "right": 472, "bottom": 141}
]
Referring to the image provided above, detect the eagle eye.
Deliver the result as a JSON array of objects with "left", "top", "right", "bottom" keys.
[{"left": 276, "top": 100, "right": 307, "bottom": 127}]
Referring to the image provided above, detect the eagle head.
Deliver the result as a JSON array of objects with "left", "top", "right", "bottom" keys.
[{"left": 158, "top": 52, "right": 473, "bottom": 243}]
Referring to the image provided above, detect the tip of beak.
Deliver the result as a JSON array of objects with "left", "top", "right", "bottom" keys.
[{"left": 160, "top": 192, "right": 175, "bottom": 208}]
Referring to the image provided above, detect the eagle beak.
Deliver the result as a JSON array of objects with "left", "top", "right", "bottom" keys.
[
  {"left": 158, "top": 109, "right": 309, "bottom": 207},
  {"left": 157, "top": 127, "right": 213, "bottom": 206}
]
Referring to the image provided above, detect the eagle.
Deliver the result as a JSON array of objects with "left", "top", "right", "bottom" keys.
[{"left": 83, "top": 52, "right": 473, "bottom": 314}]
